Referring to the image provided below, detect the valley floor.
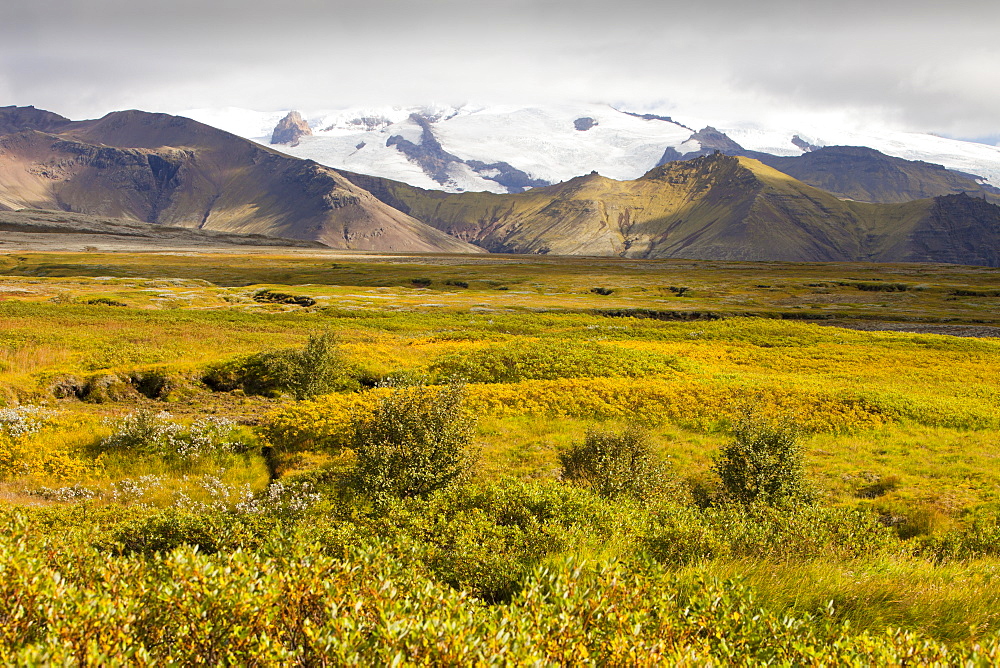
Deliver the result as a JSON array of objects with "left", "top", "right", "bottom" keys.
[{"left": 1, "top": 251, "right": 999, "bottom": 663}]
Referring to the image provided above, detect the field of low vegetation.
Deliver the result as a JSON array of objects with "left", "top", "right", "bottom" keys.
[{"left": 1, "top": 250, "right": 999, "bottom": 663}]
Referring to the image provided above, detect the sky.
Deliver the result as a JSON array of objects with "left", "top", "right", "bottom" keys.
[{"left": 3, "top": 0, "right": 998, "bottom": 141}]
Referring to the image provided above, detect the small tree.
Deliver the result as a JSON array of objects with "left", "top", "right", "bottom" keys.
[
  {"left": 559, "top": 426, "right": 663, "bottom": 500},
  {"left": 270, "top": 331, "right": 345, "bottom": 400},
  {"left": 204, "top": 332, "right": 351, "bottom": 399},
  {"left": 712, "top": 414, "right": 808, "bottom": 506},
  {"left": 352, "top": 384, "right": 477, "bottom": 501}
]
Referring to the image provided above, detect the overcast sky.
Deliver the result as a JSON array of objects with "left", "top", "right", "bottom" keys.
[{"left": 3, "top": 0, "right": 998, "bottom": 141}]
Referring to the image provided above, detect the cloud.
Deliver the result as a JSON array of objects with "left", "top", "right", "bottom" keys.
[{"left": 2, "top": 0, "right": 997, "bottom": 137}]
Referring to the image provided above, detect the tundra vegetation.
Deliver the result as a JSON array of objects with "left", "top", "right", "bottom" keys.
[{"left": 1, "top": 251, "right": 1000, "bottom": 663}]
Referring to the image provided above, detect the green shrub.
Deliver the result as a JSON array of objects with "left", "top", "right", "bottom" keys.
[
  {"left": 641, "top": 502, "right": 725, "bottom": 565},
  {"left": 0, "top": 510, "right": 993, "bottom": 664},
  {"left": 352, "top": 384, "right": 477, "bottom": 501},
  {"left": 642, "top": 503, "right": 898, "bottom": 565},
  {"left": 703, "top": 503, "right": 897, "bottom": 561},
  {"left": 559, "top": 427, "right": 666, "bottom": 500},
  {"left": 366, "top": 479, "right": 628, "bottom": 602},
  {"left": 85, "top": 297, "right": 128, "bottom": 307},
  {"left": 916, "top": 513, "right": 1000, "bottom": 562},
  {"left": 252, "top": 289, "right": 316, "bottom": 307},
  {"left": 712, "top": 414, "right": 809, "bottom": 506},
  {"left": 854, "top": 282, "right": 909, "bottom": 292},
  {"left": 108, "top": 509, "right": 280, "bottom": 556},
  {"left": 110, "top": 508, "right": 221, "bottom": 555},
  {"left": 203, "top": 332, "right": 356, "bottom": 399}
]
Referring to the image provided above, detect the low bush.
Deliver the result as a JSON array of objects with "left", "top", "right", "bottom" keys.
[
  {"left": 1, "top": 522, "right": 991, "bottom": 664},
  {"left": 107, "top": 508, "right": 282, "bottom": 556},
  {"left": 327, "top": 478, "right": 629, "bottom": 603},
  {"left": 203, "top": 332, "right": 357, "bottom": 399},
  {"left": 915, "top": 513, "right": 1000, "bottom": 562},
  {"left": 854, "top": 282, "right": 909, "bottom": 292},
  {"left": 252, "top": 289, "right": 316, "bottom": 307},
  {"left": 712, "top": 413, "right": 810, "bottom": 506},
  {"left": 85, "top": 297, "right": 128, "bottom": 307},
  {"left": 642, "top": 503, "right": 898, "bottom": 565},
  {"left": 352, "top": 384, "right": 477, "bottom": 501},
  {"left": 559, "top": 426, "right": 667, "bottom": 500}
]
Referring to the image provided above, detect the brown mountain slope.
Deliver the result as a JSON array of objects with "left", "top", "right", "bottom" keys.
[
  {"left": 656, "top": 125, "right": 998, "bottom": 204},
  {"left": 346, "top": 155, "right": 867, "bottom": 260},
  {"left": 852, "top": 193, "right": 1000, "bottom": 266},
  {"left": 751, "top": 146, "right": 1000, "bottom": 205},
  {"left": 345, "top": 154, "right": 1000, "bottom": 265},
  {"left": 0, "top": 108, "right": 481, "bottom": 253},
  {"left": 0, "top": 105, "right": 72, "bottom": 135}
]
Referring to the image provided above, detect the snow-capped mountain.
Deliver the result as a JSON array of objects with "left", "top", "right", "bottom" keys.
[{"left": 181, "top": 104, "right": 1000, "bottom": 193}]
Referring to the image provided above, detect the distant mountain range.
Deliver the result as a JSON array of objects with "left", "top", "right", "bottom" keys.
[
  {"left": 183, "top": 103, "right": 1000, "bottom": 201},
  {"left": 1, "top": 104, "right": 998, "bottom": 266}
]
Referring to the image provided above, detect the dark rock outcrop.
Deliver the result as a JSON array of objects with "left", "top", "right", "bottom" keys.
[
  {"left": 574, "top": 117, "right": 598, "bottom": 131},
  {"left": 386, "top": 114, "right": 455, "bottom": 184},
  {"left": 387, "top": 114, "right": 550, "bottom": 193},
  {"left": 657, "top": 126, "right": 746, "bottom": 164},
  {"left": 615, "top": 109, "right": 692, "bottom": 130},
  {"left": 791, "top": 135, "right": 820, "bottom": 152},
  {"left": 271, "top": 111, "right": 313, "bottom": 146}
]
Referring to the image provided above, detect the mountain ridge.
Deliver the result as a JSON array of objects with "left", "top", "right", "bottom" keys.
[
  {"left": 1, "top": 105, "right": 998, "bottom": 266},
  {"left": 180, "top": 103, "right": 1000, "bottom": 198},
  {"left": 0, "top": 107, "right": 483, "bottom": 253},
  {"left": 343, "top": 154, "right": 1000, "bottom": 265}
]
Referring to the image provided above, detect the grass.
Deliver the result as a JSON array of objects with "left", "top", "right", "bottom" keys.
[
  {"left": 694, "top": 556, "right": 1000, "bottom": 642},
  {"left": 1, "top": 250, "right": 999, "bottom": 661}
]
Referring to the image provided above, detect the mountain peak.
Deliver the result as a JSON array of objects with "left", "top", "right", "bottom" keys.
[
  {"left": 0, "top": 105, "right": 73, "bottom": 135},
  {"left": 271, "top": 111, "right": 313, "bottom": 146}
]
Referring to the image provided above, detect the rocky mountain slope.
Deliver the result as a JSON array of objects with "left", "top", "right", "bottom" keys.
[
  {"left": 1, "top": 105, "right": 997, "bottom": 266},
  {"left": 0, "top": 107, "right": 482, "bottom": 253},
  {"left": 344, "top": 154, "right": 1000, "bottom": 265},
  {"left": 656, "top": 129, "right": 999, "bottom": 204}
]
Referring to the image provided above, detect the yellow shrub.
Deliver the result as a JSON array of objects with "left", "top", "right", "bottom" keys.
[
  {"left": 262, "top": 378, "right": 891, "bottom": 454},
  {"left": 464, "top": 378, "right": 890, "bottom": 433},
  {"left": 261, "top": 388, "right": 393, "bottom": 452},
  {"left": 0, "top": 412, "right": 95, "bottom": 481}
]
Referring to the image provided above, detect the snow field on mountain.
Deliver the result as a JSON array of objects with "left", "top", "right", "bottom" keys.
[
  {"left": 181, "top": 104, "right": 1000, "bottom": 191},
  {"left": 431, "top": 104, "right": 693, "bottom": 183}
]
